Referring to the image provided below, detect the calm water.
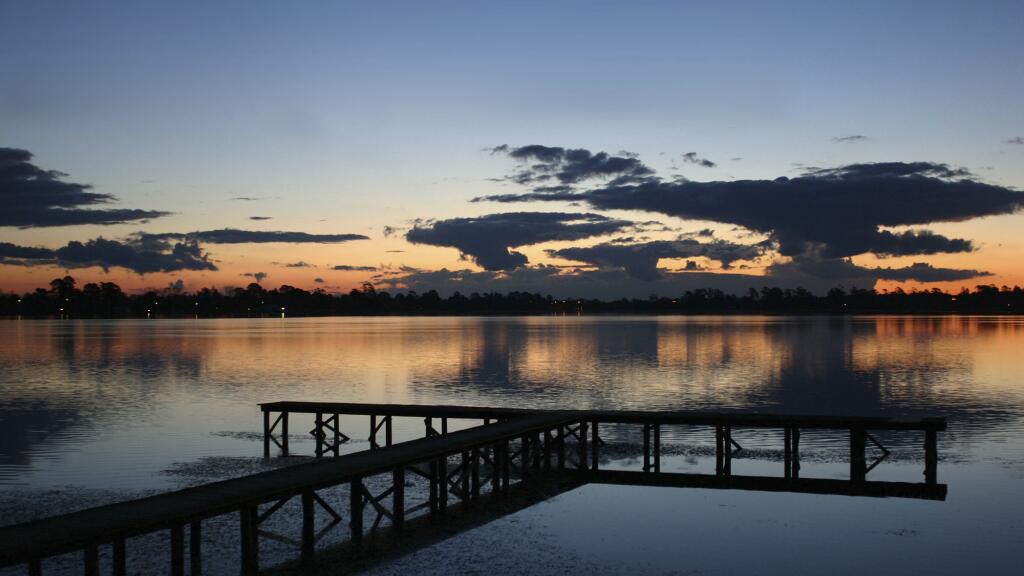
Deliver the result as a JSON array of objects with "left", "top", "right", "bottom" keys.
[{"left": 2, "top": 316, "right": 1023, "bottom": 574}]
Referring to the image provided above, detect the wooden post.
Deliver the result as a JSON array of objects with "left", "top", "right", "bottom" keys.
[
  {"left": 501, "top": 439, "right": 511, "bottom": 492},
  {"left": 591, "top": 420, "right": 600, "bottom": 471},
  {"left": 332, "top": 414, "right": 340, "bottom": 456},
  {"left": 533, "top": 432, "right": 542, "bottom": 470},
  {"left": 851, "top": 428, "right": 867, "bottom": 482},
  {"left": 471, "top": 447, "right": 481, "bottom": 500},
  {"left": 83, "top": 546, "right": 99, "bottom": 576},
  {"left": 350, "top": 479, "right": 364, "bottom": 544},
  {"left": 393, "top": 467, "right": 406, "bottom": 531},
  {"left": 425, "top": 417, "right": 433, "bottom": 437},
  {"left": 439, "top": 456, "right": 449, "bottom": 510},
  {"left": 370, "top": 415, "right": 378, "bottom": 449},
  {"left": 281, "top": 411, "right": 289, "bottom": 456},
  {"left": 263, "top": 410, "right": 271, "bottom": 459},
  {"left": 491, "top": 443, "right": 501, "bottom": 492},
  {"left": 301, "top": 491, "right": 315, "bottom": 565},
  {"left": 557, "top": 426, "right": 566, "bottom": 469},
  {"left": 314, "top": 412, "right": 324, "bottom": 458},
  {"left": 521, "top": 435, "right": 531, "bottom": 479},
  {"left": 723, "top": 426, "right": 733, "bottom": 476},
  {"left": 171, "top": 525, "right": 185, "bottom": 576},
  {"left": 653, "top": 424, "right": 661, "bottom": 473},
  {"left": 461, "top": 451, "right": 471, "bottom": 498},
  {"left": 784, "top": 426, "right": 792, "bottom": 479},
  {"left": 240, "top": 504, "right": 258, "bottom": 576},
  {"left": 925, "top": 429, "right": 938, "bottom": 485},
  {"left": 386, "top": 415, "right": 393, "bottom": 446},
  {"left": 429, "top": 458, "right": 439, "bottom": 512},
  {"left": 715, "top": 424, "right": 724, "bottom": 476},
  {"left": 579, "top": 421, "right": 589, "bottom": 470},
  {"left": 190, "top": 521, "right": 202, "bottom": 576},
  {"left": 113, "top": 538, "right": 127, "bottom": 576},
  {"left": 643, "top": 424, "right": 651, "bottom": 472},
  {"left": 792, "top": 427, "right": 801, "bottom": 478},
  {"left": 543, "top": 429, "right": 553, "bottom": 471},
  {"left": 442, "top": 417, "right": 448, "bottom": 435}
]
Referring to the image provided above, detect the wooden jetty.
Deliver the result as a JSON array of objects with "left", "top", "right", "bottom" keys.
[{"left": 0, "top": 402, "right": 947, "bottom": 575}]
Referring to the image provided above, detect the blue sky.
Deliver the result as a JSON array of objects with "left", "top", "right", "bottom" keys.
[{"left": 2, "top": 1, "right": 1022, "bottom": 296}]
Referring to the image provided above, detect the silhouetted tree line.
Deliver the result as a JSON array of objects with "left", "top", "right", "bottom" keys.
[{"left": 2, "top": 276, "right": 1024, "bottom": 318}]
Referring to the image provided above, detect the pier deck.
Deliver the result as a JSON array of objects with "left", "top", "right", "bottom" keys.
[{"left": 2, "top": 403, "right": 947, "bottom": 575}]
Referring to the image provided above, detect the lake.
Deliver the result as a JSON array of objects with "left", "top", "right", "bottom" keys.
[{"left": 1, "top": 316, "right": 1023, "bottom": 574}]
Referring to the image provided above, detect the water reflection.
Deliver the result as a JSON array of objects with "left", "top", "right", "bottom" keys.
[{"left": 0, "top": 316, "right": 1023, "bottom": 488}]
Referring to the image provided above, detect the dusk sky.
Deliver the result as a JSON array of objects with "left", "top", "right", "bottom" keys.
[{"left": 2, "top": 1, "right": 1022, "bottom": 298}]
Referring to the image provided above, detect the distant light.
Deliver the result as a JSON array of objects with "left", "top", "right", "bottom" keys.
[{"left": 281, "top": 307, "right": 286, "bottom": 311}]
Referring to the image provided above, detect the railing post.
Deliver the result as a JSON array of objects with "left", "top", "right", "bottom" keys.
[
  {"left": 439, "top": 456, "right": 449, "bottom": 510},
  {"left": 113, "top": 538, "right": 127, "bottom": 576},
  {"left": 350, "top": 478, "right": 364, "bottom": 544},
  {"left": 429, "top": 459, "right": 439, "bottom": 512},
  {"left": 925, "top": 429, "right": 938, "bottom": 485},
  {"left": 301, "top": 491, "right": 315, "bottom": 566},
  {"left": 543, "top": 429, "right": 553, "bottom": 471},
  {"left": 521, "top": 435, "right": 531, "bottom": 479},
  {"left": 491, "top": 443, "right": 501, "bottom": 492},
  {"left": 715, "top": 424, "right": 724, "bottom": 475},
  {"left": 263, "top": 410, "right": 271, "bottom": 459},
  {"left": 591, "top": 420, "right": 600, "bottom": 471},
  {"left": 386, "top": 415, "right": 393, "bottom": 447},
  {"left": 653, "top": 424, "right": 661, "bottom": 473},
  {"left": 239, "top": 504, "right": 258, "bottom": 576},
  {"left": 314, "top": 412, "right": 324, "bottom": 458},
  {"left": 332, "top": 414, "right": 341, "bottom": 456},
  {"left": 370, "top": 415, "right": 378, "bottom": 450},
  {"left": 784, "top": 426, "right": 792, "bottom": 479},
  {"left": 189, "top": 521, "right": 202, "bottom": 576},
  {"left": 281, "top": 411, "right": 289, "bottom": 456},
  {"left": 643, "top": 424, "right": 651, "bottom": 472},
  {"left": 394, "top": 466, "right": 406, "bottom": 531},
  {"left": 461, "top": 451, "right": 471, "bottom": 498},
  {"left": 851, "top": 428, "right": 867, "bottom": 482},
  {"left": 171, "top": 524, "right": 185, "bottom": 576},
  {"left": 471, "top": 447, "right": 481, "bottom": 500},
  {"left": 557, "top": 426, "right": 566, "bottom": 469},
  {"left": 723, "top": 425, "right": 733, "bottom": 476},
  {"left": 579, "top": 421, "right": 589, "bottom": 470},
  {"left": 83, "top": 545, "right": 99, "bottom": 576},
  {"left": 792, "top": 427, "right": 801, "bottom": 478},
  {"left": 501, "top": 439, "right": 511, "bottom": 492}
]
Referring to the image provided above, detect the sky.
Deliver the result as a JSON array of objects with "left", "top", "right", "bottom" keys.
[{"left": 2, "top": 0, "right": 1023, "bottom": 298}]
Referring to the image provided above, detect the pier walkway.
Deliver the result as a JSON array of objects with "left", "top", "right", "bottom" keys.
[{"left": 1, "top": 403, "right": 947, "bottom": 575}]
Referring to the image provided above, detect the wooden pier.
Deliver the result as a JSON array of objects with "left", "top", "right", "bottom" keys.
[{"left": 1, "top": 402, "right": 947, "bottom": 575}]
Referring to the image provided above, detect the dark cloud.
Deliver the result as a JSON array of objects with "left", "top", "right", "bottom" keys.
[
  {"left": 0, "top": 147, "right": 170, "bottom": 227},
  {"left": 769, "top": 258, "right": 991, "bottom": 283},
  {"left": 249, "top": 216, "right": 273, "bottom": 221},
  {"left": 313, "top": 277, "right": 325, "bottom": 283},
  {"left": 382, "top": 225, "right": 405, "bottom": 238},
  {"left": 242, "top": 272, "right": 268, "bottom": 283},
  {"left": 489, "top": 144, "right": 654, "bottom": 186},
  {"left": 136, "top": 229, "right": 369, "bottom": 245},
  {"left": 1004, "top": 137, "right": 1024, "bottom": 145},
  {"left": 283, "top": 261, "right": 314, "bottom": 268},
  {"left": 681, "top": 152, "right": 716, "bottom": 168},
  {"left": 477, "top": 151, "right": 1023, "bottom": 263},
  {"left": 385, "top": 249, "right": 405, "bottom": 253},
  {"left": 548, "top": 239, "right": 764, "bottom": 280},
  {"left": 0, "top": 237, "right": 216, "bottom": 274},
  {"left": 0, "top": 242, "right": 54, "bottom": 259},
  {"left": 375, "top": 265, "right": 816, "bottom": 299},
  {"left": 833, "top": 135, "right": 868, "bottom": 143},
  {"left": 332, "top": 265, "right": 378, "bottom": 271},
  {"left": 230, "top": 197, "right": 266, "bottom": 201},
  {"left": 406, "top": 212, "right": 633, "bottom": 271}
]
